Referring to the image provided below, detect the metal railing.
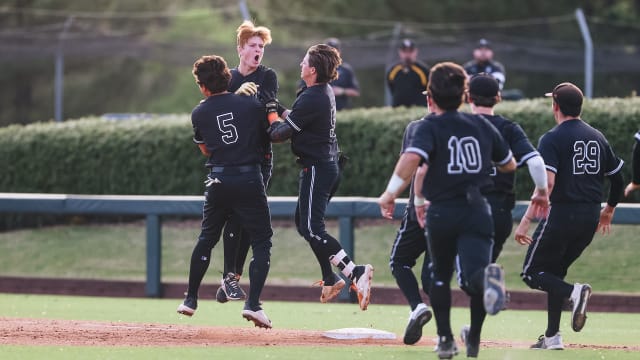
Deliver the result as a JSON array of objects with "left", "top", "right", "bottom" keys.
[{"left": 1, "top": 193, "right": 638, "bottom": 297}]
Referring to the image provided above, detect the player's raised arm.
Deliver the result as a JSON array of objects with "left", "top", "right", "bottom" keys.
[{"left": 378, "top": 152, "right": 422, "bottom": 219}]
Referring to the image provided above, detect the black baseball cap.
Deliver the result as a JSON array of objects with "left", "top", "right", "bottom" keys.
[
  {"left": 545, "top": 82, "right": 583, "bottom": 116},
  {"left": 476, "top": 38, "right": 491, "bottom": 49},
  {"left": 325, "top": 37, "right": 341, "bottom": 50},
  {"left": 469, "top": 73, "right": 499, "bottom": 97},
  {"left": 399, "top": 38, "right": 415, "bottom": 50}
]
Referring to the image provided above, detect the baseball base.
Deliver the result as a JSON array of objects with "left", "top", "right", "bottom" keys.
[{"left": 322, "top": 327, "right": 396, "bottom": 340}]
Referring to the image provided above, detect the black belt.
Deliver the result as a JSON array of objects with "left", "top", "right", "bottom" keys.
[
  {"left": 297, "top": 157, "right": 336, "bottom": 167},
  {"left": 210, "top": 164, "right": 260, "bottom": 174}
]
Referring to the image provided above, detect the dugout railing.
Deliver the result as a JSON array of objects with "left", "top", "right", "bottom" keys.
[{"left": 1, "top": 193, "right": 638, "bottom": 298}]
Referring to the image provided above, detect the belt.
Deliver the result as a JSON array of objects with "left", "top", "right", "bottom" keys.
[
  {"left": 210, "top": 164, "right": 260, "bottom": 174},
  {"left": 297, "top": 157, "right": 336, "bottom": 167}
]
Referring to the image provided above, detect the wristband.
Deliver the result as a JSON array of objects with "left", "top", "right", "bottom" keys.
[
  {"left": 385, "top": 173, "right": 404, "bottom": 196},
  {"left": 267, "top": 112, "right": 279, "bottom": 125},
  {"left": 414, "top": 197, "right": 426, "bottom": 206}
]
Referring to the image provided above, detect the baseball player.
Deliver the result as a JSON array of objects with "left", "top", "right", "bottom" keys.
[
  {"left": 379, "top": 62, "right": 517, "bottom": 359},
  {"left": 624, "top": 130, "right": 640, "bottom": 197},
  {"left": 515, "top": 82, "right": 624, "bottom": 350},
  {"left": 463, "top": 39, "right": 506, "bottom": 90},
  {"left": 177, "top": 55, "right": 273, "bottom": 329},
  {"left": 266, "top": 44, "right": 374, "bottom": 310},
  {"left": 468, "top": 74, "right": 549, "bottom": 263},
  {"left": 216, "top": 20, "right": 279, "bottom": 304},
  {"left": 386, "top": 39, "right": 430, "bottom": 107},
  {"left": 388, "top": 117, "right": 433, "bottom": 345}
]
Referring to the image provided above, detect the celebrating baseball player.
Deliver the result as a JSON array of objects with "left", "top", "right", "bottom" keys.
[
  {"left": 177, "top": 55, "right": 274, "bottom": 329},
  {"left": 379, "top": 62, "right": 516, "bottom": 359},
  {"left": 266, "top": 44, "right": 374, "bottom": 310},
  {"left": 216, "top": 20, "right": 279, "bottom": 305},
  {"left": 515, "top": 82, "right": 624, "bottom": 350}
]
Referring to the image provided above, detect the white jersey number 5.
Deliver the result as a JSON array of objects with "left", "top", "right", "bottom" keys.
[
  {"left": 217, "top": 112, "right": 239, "bottom": 144},
  {"left": 448, "top": 136, "right": 482, "bottom": 174}
]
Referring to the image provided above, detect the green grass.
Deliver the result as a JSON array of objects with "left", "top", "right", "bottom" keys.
[
  {"left": 0, "top": 221, "right": 638, "bottom": 292},
  {"left": 0, "top": 294, "right": 638, "bottom": 359}
]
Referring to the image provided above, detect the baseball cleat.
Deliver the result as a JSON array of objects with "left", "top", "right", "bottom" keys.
[
  {"left": 220, "top": 272, "right": 246, "bottom": 301},
  {"left": 314, "top": 275, "right": 347, "bottom": 303},
  {"left": 215, "top": 286, "right": 229, "bottom": 303},
  {"left": 483, "top": 263, "right": 506, "bottom": 315},
  {"left": 436, "top": 336, "right": 458, "bottom": 359},
  {"left": 460, "top": 325, "right": 479, "bottom": 357},
  {"left": 570, "top": 283, "right": 592, "bottom": 332},
  {"left": 403, "top": 303, "right": 432, "bottom": 345},
  {"left": 242, "top": 305, "right": 272, "bottom": 329},
  {"left": 530, "top": 333, "right": 564, "bottom": 350},
  {"left": 177, "top": 296, "right": 197, "bottom": 317},
  {"left": 350, "top": 264, "right": 374, "bottom": 311}
]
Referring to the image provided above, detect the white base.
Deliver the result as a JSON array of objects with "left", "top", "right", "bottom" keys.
[{"left": 322, "top": 327, "right": 396, "bottom": 340}]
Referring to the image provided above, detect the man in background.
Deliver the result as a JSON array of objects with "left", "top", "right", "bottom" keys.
[
  {"left": 325, "top": 37, "right": 360, "bottom": 110},
  {"left": 386, "top": 39, "right": 429, "bottom": 107},
  {"left": 464, "top": 39, "right": 506, "bottom": 90}
]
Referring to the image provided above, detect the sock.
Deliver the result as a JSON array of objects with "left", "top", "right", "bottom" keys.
[
  {"left": 430, "top": 278, "right": 453, "bottom": 338},
  {"left": 187, "top": 238, "right": 213, "bottom": 297},
  {"left": 247, "top": 240, "right": 271, "bottom": 310},
  {"left": 329, "top": 249, "right": 357, "bottom": 280},
  {"left": 468, "top": 294, "right": 486, "bottom": 346},
  {"left": 545, "top": 292, "right": 563, "bottom": 337},
  {"left": 310, "top": 243, "right": 335, "bottom": 283},
  {"left": 392, "top": 264, "right": 423, "bottom": 310}
]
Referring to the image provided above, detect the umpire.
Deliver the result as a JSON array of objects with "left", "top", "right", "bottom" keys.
[
  {"left": 515, "top": 82, "right": 624, "bottom": 350},
  {"left": 177, "top": 55, "right": 273, "bottom": 329},
  {"left": 378, "top": 62, "right": 516, "bottom": 358}
]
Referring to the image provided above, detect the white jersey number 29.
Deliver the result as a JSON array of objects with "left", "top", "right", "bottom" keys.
[
  {"left": 573, "top": 140, "right": 600, "bottom": 174},
  {"left": 447, "top": 136, "right": 482, "bottom": 174}
]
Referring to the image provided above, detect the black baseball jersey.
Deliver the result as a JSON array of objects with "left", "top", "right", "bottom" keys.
[
  {"left": 633, "top": 131, "right": 640, "bottom": 184},
  {"left": 406, "top": 111, "right": 513, "bottom": 203},
  {"left": 538, "top": 119, "right": 624, "bottom": 204},
  {"left": 285, "top": 84, "right": 338, "bottom": 162},
  {"left": 401, "top": 117, "right": 429, "bottom": 218},
  {"left": 330, "top": 63, "right": 359, "bottom": 110},
  {"left": 191, "top": 94, "right": 267, "bottom": 167},
  {"left": 483, "top": 114, "right": 539, "bottom": 196},
  {"left": 228, "top": 65, "right": 278, "bottom": 103},
  {"left": 386, "top": 61, "right": 429, "bottom": 107}
]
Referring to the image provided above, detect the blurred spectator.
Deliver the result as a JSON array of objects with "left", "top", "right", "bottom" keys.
[
  {"left": 464, "top": 39, "right": 506, "bottom": 90},
  {"left": 386, "top": 39, "right": 430, "bottom": 107},
  {"left": 325, "top": 38, "right": 360, "bottom": 110}
]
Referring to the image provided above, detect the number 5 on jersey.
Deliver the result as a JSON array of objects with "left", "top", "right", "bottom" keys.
[{"left": 217, "top": 112, "right": 239, "bottom": 144}]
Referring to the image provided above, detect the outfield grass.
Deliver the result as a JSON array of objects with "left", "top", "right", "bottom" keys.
[
  {"left": 0, "top": 294, "right": 638, "bottom": 359},
  {"left": 0, "top": 221, "right": 638, "bottom": 292}
]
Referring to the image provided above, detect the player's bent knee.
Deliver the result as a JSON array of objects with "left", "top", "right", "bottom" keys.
[{"left": 521, "top": 272, "right": 539, "bottom": 290}]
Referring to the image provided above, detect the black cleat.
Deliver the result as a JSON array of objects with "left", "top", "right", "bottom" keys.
[{"left": 403, "top": 303, "right": 432, "bottom": 345}]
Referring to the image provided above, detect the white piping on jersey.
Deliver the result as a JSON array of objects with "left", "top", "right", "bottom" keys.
[
  {"left": 306, "top": 166, "right": 322, "bottom": 241},
  {"left": 605, "top": 159, "right": 625, "bottom": 176},
  {"left": 389, "top": 209, "right": 410, "bottom": 267},
  {"left": 497, "top": 150, "right": 514, "bottom": 166},
  {"left": 517, "top": 151, "right": 540, "bottom": 167},
  {"left": 404, "top": 147, "right": 429, "bottom": 162},
  {"left": 545, "top": 164, "right": 558, "bottom": 173},
  {"left": 285, "top": 115, "right": 302, "bottom": 132},
  {"left": 522, "top": 208, "right": 551, "bottom": 275},
  {"left": 455, "top": 254, "right": 463, "bottom": 288}
]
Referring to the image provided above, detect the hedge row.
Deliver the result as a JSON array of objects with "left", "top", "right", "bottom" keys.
[{"left": 1, "top": 98, "right": 639, "bottom": 202}]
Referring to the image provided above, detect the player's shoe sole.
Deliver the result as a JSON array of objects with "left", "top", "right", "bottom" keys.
[
  {"left": 215, "top": 287, "right": 229, "bottom": 303},
  {"left": 460, "top": 325, "right": 479, "bottom": 357},
  {"left": 351, "top": 264, "right": 374, "bottom": 311},
  {"left": 571, "top": 283, "right": 592, "bottom": 332},
  {"left": 483, "top": 264, "right": 506, "bottom": 315},
  {"left": 436, "top": 336, "right": 459, "bottom": 359},
  {"left": 320, "top": 279, "right": 346, "bottom": 303},
  {"left": 177, "top": 303, "right": 196, "bottom": 317},
  {"left": 530, "top": 333, "right": 564, "bottom": 350},
  {"left": 242, "top": 309, "right": 272, "bottom": 329},
  {"left": 403, "top": 303, "right": 432, "bottom": 345}
]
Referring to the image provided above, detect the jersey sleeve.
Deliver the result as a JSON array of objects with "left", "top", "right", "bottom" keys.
[
  {"left": 632, "top": 131, "right": 640, "bottom": 183},
  {"left": 258, "top": 68, "right": 279, "bottom": 103},
  {"left": 508, "top": 123, "right": 539, "bottom": 167},
  {"left": 191, "top": 108, "right": 205, "bottom": 144},
  {"left": 601, "top": 137, "right": 624, "bottom": 177},
  {"left": 538, "top": 133, "right": 559, "bottom": 174},
  {"left": 285, "top": 93, "right": 315, "bottom": 132},
  {"left": 404, "top": 120, "right": 433, "bottom": 163}
]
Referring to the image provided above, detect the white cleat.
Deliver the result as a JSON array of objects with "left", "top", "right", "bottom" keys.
[
  {"left": 242, "top": 308, "right": 272, "bottom": 329},
  {"left": 570, "top": 283, "right": 592, "bottom": 332},
  {"left": 351, "top": 264, "right": 374, "bottom": 311}
]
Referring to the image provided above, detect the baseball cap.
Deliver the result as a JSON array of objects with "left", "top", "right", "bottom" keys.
[
  {"left": 325, "top": 37, "right": 341, "bottom": 50},
  {"left": 545, "top": 82, "right": 583, "bottom": 116},
  {"left": 476, "top": 38, "right": 491, "bottom": 49},
  {"left": 399, "top": 38, "right": 415, "bottom": 50},
  {"left": 469, "top": 73, "right": 499, "bottom": 98}
]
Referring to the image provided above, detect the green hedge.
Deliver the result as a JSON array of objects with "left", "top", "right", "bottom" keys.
[{"left": 1, "top": 98, "right": 639, "bottom": 202}]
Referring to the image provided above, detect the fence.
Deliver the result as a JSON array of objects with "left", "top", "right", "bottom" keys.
[{"left": 1, "top": 193, "right": 638, "bottom": 298}]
